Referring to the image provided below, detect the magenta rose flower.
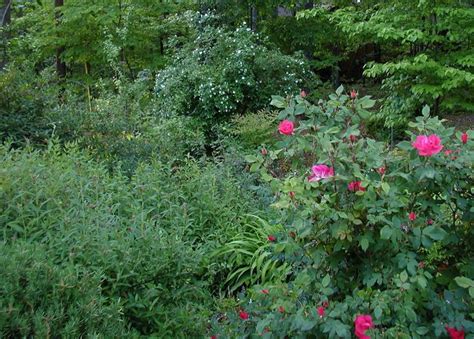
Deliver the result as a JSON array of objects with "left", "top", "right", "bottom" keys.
[
  {"left": 412, "top": 134, "right": 443, "bottom": 156},
  {"left": 308, "top": 164, "right": 334, "bottom": 182},
  {"left": 278, "top": 120, "right": 294, "bottom": 135},
  {"left": 354, "top": 315, "right": 374, "bottom": 339}
]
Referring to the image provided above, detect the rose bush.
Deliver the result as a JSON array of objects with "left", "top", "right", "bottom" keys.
[{"left": 211, "top": 87, "right": 473, "bottom": 338}]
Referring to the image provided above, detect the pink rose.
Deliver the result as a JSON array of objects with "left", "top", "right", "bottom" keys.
[
  {"left": 278, "top": 306, "right": 285, "bottom": 313},
  {"left": 300, "top": 90, "right": 307, "bottom": 98},
  {"left": 354, "top": 315, "right": 374, "bottom": 339},
  {"left": 412, "top": 134, "right": 443, "bottom": 156},
  {"left": 349, "top": 134, "right": 358, "bottom": 143},
  {"left": 377, "top": 166, "right": 386, "bottom": 175},
  {"left": 308, "top": 164, "right": 334, "bottom": 182},
  {"left": 278, "top": 120, "right": 294, "bottom": 135},
  {"left": 350, "top": 89, "right": 358, "bottom": 99},
  {"left": 461, "top": 132, "right": 468, "bottom": 144},
  {"left": 446, "top": 326, "right": 465, "bottom": 339},
  {"left": 317, "top": 306, "right": 325, "bottom": 318},
  {"left": 409, "top": 212, "right": 416, "bottom": 221},
  {"left": 267, "top": 235, "right": 276, "bottom": 242},
  {"left": 348, "top": 181, "right": 365, "bottom": 192}
]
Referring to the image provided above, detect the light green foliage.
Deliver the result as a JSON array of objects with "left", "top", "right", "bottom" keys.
[
  {"left": 333, "top": 0, "right": 474, "bottom": 123},
  {"left": 216, "top": 88, "right": 474, "bottom": 337},
  {"left": 229, "top": 110, "right": 278, "bottom": 149},
  {"left": 7, "top": 0, "right": 194, "bottom": 75},
  {"left": 0, "top": 142, "right": 270, "bottom": 336},
  {"left": 211, "top": 215, "right": 290, "bottom": 293}
]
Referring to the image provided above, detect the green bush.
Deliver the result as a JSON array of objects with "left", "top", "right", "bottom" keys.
[
  {"left": 155, "top": 13, "right": 318, "bottom": 121},
  {"left": 215, "top": 88, "right": 474, "bottom": 338},
  {"left": 0, "top": 241, "right": 130, "bottom": 338},
  {"left": 0, "top": 141, "right": 273, "bottom": 336}
]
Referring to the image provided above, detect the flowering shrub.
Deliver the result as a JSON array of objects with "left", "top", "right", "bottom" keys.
[
  {"left": 155, "top": 12, "right": 317, "bottom": 121},
  {"left": 212, "top": 87, "right": 473, "bottom": 337}
]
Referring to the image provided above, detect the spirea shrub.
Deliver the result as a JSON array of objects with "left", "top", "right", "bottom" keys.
[
  {"left": 213, "top": 87, "right": 473, "bottom": 338},
  {"left": 155, "top": 14, "right": 317, "bottom": 121}
]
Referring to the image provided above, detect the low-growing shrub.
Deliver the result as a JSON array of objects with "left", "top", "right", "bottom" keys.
[
  {"left": 213, "top": 88, "right": 474, "bottom": 338},
  {"left": 0, "top": 142, "right": 273, "bottom": 336}
]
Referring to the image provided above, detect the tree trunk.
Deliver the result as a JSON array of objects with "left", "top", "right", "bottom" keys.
[
  {"left": 2, "top": 0, "right": 11, "bottom": 26},
  {"left": 249, "top": 5, "right": 257, "bottom": 32},
  {"left": 55, "top": 0, "right": 66, "bottom": 78}
]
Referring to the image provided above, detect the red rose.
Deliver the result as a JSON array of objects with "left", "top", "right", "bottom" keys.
[
  {"left": 261, "top": 148, "right": 268, "bottom": 156},
  {"left": 278, "top": 306, "right": 285, "bottom": 313},
  {"left": 349, "top": 134, "right": 358, "bottom": 143},
  {"left": 446, "top": 326, "right": 465, "bottom": 339},
  {"left": 267, "top": 235, "right": 276, "bottom": 242},
  {"left": 377, "top": 166, "right": 386, "bottom": 175},
  {"left": 262, "top": 289, "right": 269, "bottom": 295},
  {"left": 348, "top": 181, "right": 365, "bottom": 192},
  {"left": 412, "top": 134, "right": 443, "bottom": 156},
  {"left": 409, "top": 212, "right": 416, "bottom": 221},
  {"left": 288, "top": 191, "right": 295, "bottom": 199},
  {"left": 461, "top": 132, "right": 468, "bottom": 144},
  {"left": 317, "top": 306, "right": 325, "bottom": 318},
  {"left": 300, "top": 90, "right": 307, "bottom": 98},
  {"left": 350, "top": 89, "right": 358, "bottom": 99},
  {"left": 239, "top": 311, "right": 249, "bottom": 320}
]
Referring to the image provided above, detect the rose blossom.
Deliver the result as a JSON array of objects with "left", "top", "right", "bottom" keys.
[
  {"left": 239, "top": 311, "right": 249, "bottom": 320},
  {"left": 354, "top": 315, "right": 374, "bottom": 339},
  {"left": 412, "top": 134, "right": 443, "bottom": 156},
  {"left": 278, "top": 120, "right": 294, "bottom": 135},
  {"left": 308, "top": 164, "right": 334, "bottom": 182},
  {"left": 348, "top": 181, "right": 365, "bottom": 192},
  {"left": 446, "top": 326, "right": 465, "bottom": 339},
  {"left": 461, "top": 132, "right": 468, "bottom": 144},
  {"left": 317, "top": 306, "right": 325, "bottom": 318},
  {"left": 409, "top": 212, "right": 416, "bottom": 221}
]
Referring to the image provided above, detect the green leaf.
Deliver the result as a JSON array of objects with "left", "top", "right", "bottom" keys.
[
  {"left": 322, "top": 274, "right": 331, "bottom": 287},
  {"left": 270, "top": 95, "right": 286, "bottom": 108},
  {"left": 374, "top": 306, "right": 382, "bottom": 319},
  {"left": 423, "top": 226, "right": 447, "bottom": 241},
  {"left": 400, "top": 270, "right": 408, "bottom": 282},
  {"left": 380, "top": 225, "right": 393, "bottom": 240},
  {"left": 360, "top": 238, "right": 369, "bottom": 252},
  {"left": 454, "top": 276, "right": 474, "bottom": 289},
  {"left": 381, "top": 182, "right": 390, "bottom": 194},
  {"left": 421, "top": 105, "right": 430, "bottom": 117},
  {"left": 336, "top": 85, "right": 344, "bottom": 96}
]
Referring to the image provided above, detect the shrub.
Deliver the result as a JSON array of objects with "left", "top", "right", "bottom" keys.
[
  {"left": 0, "top": 241, "right": 130, "bottom": 338},
  {"left": 155, "top": 12, "right": 318, "bottom": 121},
  {"left": 0, "top": 141, "right": 274, "bottom": 336},
  {"left": 214, "top": 88, "right": 474, "bottom": 338}
]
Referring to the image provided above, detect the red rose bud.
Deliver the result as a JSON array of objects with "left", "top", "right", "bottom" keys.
[
  {"left": 288, "top": 191, "right": 295, "bottom": 199},
  {"left": 262, "top": 289, "right": 269, "bottom": 295},
  {"left": 267, "top": 235, "right": 276, "bottom": 242},
  {"left": 317, "top": 306, "right": 325, "bottom": 318},
  {"left": 377, "top": 166, "right": 386, "bottom": 175},
  {"left": 461, "top": 132, "right": 468, "bottom": 144},
  {"left": 322, "top": 301, "right": 329, "bottom": 308},
  {"left": 289, "top": 231, "right": 296, "bottom": 238},
  {"left": 278, "top": 306, "right": 285, "bottom": 313},
  {"left": 239, "top": 311, "right": 249, "bottom": 320},
  {"left": 261, "top": 148, "right": 268, "bottom": 156},
  {"left": 418, "top": 261, "right": 425, "bottom": 269},
  {"left": 300, "top": 90, "right": 307, "bottom": 98},
  {"left": 446, "top": 326, "right": 465, "bottom": 339},
  {"left": 350, "top": 89, "right": 358, "bottom": 99},
  {"left": 409, "top": 212, "right": 416, "bottom": 221},
  {"left": 211, "top": 336, "right": 217, "bottom": 339},
  {"left": 349, "top": 134, "right": 357, "bottom": 143},
  {"left": 427, "top": 219, "right": 433, "bottom": 225}
]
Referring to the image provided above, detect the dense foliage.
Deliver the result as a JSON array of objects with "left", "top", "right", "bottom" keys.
[
  {"left": 217, "top": 88, "right": 473, "bottom": 338},
  {"left": 0, "top": 0, "right": 473, "bottom": 337}
]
